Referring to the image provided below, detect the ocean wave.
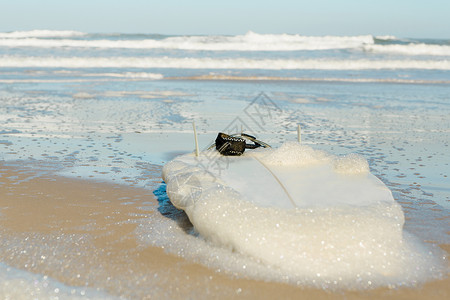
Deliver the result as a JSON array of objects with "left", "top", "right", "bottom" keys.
[
  {"left": 364, "top": 43, "right": 450, "bottom": 56},
  {"left": 168, "top": 75, "right": 450, "bottom": 84},
  {"left": 83, "top": 72, "right": 164, "bottom": 79},
  {"left": 1, "top": 31, "right": 449, "bottom": 57},
  {"left": 0, "top": 30, "right": 86, "bottom": 38},
  {"left": 374, "top": 35, "right": 398, "bottom": 41},
  {"left": 0, "top": 31, "right": 374, "bottom": 51},
  {"left": 2, "top": 76, "right": 448, "bottom": 85},
  {"left": 1, "top": 55, "right": 449, "bottom": 70}
]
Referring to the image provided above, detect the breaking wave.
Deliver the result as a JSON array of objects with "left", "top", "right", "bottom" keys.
[
  {"left": 0, "top": 31, "right": 374, "bottom": 51},
  {"left": 0, "top": 30, "right": 86, "bottom": 38},
  {"left": 364, "top": 43, "right": 450, "bottom": 56},
  {"left": 1, "top": 31, "right": 449, "bottom": 57},
  {"left": 1, "top": 55, "right": 449, "bottom": 70}
]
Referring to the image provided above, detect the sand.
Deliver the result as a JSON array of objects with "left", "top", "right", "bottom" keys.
[{"left": 0, "top": 162, "right": 448, "bottom": 299}]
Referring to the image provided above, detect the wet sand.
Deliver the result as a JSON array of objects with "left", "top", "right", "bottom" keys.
[{"left": 0, "top": 162, "right": 448, "bottom": 299}]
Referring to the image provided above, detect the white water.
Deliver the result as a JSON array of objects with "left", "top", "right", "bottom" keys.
[
  {"left": 1, "top": 31, "right": 449, "bottom": 57},
  {"left": 363, "top": 43, "right": 450, "bottom": 56},
  {"left": 0, "top": 30, "right": 86, "bottom": 38},
  {"left": 0, "top": 31, "right": 373, "bottom": 51},
  {"left": 2, "top": 55, "right": 450, "bottom": 70}
]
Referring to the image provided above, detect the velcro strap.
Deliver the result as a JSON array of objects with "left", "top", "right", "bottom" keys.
[{"left": 215, "top": 132, "right": 246, "bottom": 156}]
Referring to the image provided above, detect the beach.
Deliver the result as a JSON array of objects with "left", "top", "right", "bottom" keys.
[
  {"left": 0, "top": 31, "right": 449, "bottom": 299},
  {"left": 0, "top": 161, "right": 448, "bottom": 299}
]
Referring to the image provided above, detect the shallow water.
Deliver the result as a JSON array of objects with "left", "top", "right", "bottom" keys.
[
  {"left": 1, "top": 78, "right": 449, "bottom": 296},
  {"left": 0, "top": 31, "right": 449, "bottom": 298}
]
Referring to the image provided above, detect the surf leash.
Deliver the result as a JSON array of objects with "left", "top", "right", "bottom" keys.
[{"left": 210, "top": 132, "right": 271, "bottom": 156}]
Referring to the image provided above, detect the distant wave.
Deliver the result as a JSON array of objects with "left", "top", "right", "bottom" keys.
[
  {"left": 168, "top": 74, "right": 450, "bottom": 84},
  {"left": 364, "top": 44, "right": 450, "bottom": 56},
  {"left": 1, "top": 31, "right": 449, "bottom": 56},
  {"left": 83, "top": 72, "right": 164, "bottom": 79},
  {"left": 0, "top": 30, "right": 86, "bottom": 38},
  {"left": 1, "top": 55, "right": 449, "bottom": 70},
  {"left": 0, "top": 31, "right": 375, "bottom": 51},
  {"left": 2, "top": 76, "right": 448, "bottom": 85},
  {"left": 375, "top": 35, "right": 398, "bottom": 41}
]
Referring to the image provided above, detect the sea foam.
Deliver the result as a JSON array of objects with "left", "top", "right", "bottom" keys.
[
  {"left": 0, "top": 31, "right": 373, "bottom": 51},
  {"left": 0, "top": 30, "right": 86, "bottom": 38},
  {"left": 160, "top": 144, "right": 447, "bottom": 289},
  {"left": 364, "top": 43, "right": 450, "bottom": 56},
  {"left": 2, "top": 55, "right": 450, "bottom": 70},
  {"left": 0, "top": 263, "right": 115, "bottom": 300},
  {"left": 1, "top": 31, "right": 449, "bottom": 57}
]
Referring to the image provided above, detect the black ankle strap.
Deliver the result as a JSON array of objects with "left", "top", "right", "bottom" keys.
[{"left": 214, "top": 132, "right": 270, "bottom": 156}]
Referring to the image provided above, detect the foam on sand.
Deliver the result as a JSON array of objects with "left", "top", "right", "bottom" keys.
[
  {"left": 0, "top": 263, "right": 116, "bottom": 300},
  {"left": 162, "top": 143, "right": 447, "bottom": 289}
]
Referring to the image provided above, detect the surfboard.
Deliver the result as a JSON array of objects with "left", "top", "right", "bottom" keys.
[
  {"left": 163, "top": 141, "right": 395, "bottom": 211},
  {"left": 160, "top": 140, "right": 444, "bottom": 288}
]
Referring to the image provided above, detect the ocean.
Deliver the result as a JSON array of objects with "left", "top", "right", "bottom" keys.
[{"left": 0, "top": 30, "right": 449, "bottom": 299}]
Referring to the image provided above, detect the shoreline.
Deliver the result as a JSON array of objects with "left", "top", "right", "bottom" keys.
[
  {"left": 0, "top": 162, "right": 448, "bottom": 299},
  {"left": 2, "top": 75, "right": 450, "bottom": 85}
]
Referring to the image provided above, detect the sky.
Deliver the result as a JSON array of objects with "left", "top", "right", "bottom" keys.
[{"left": 0, "top": 0, "right": 449, "bottom": 38}]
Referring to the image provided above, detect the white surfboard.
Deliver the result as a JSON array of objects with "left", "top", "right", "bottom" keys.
[
  {"left": 161, "top": 141, "right": 443, "bottom": 288},
  {"left": 163, "top": 141, "right": 395, "bottom": 210}
]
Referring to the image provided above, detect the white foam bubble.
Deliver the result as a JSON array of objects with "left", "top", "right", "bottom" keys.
[
  {"left": 160, "top": 144, "right": 448, "bottom": 289},
  {"left": 256, "top": 142, "right": 331, "bottom": 166},
  {"left": 333, "top": 153, "right": 369, "bottom": 175}
]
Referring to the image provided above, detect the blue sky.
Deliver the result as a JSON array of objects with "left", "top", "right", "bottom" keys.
[{"left": 1, "top": 0, "right": 449, "bottom": 38}]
